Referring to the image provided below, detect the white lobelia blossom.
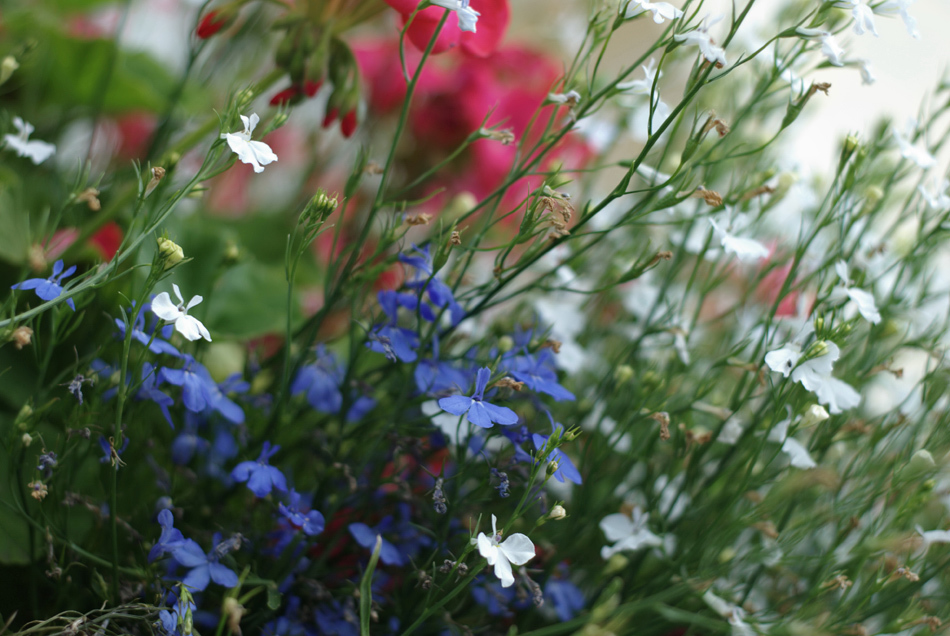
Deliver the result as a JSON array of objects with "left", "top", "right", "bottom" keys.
[
  {"left": 152, "top": 284, "right": 212, "bottom": 342},
  {"left": 600, "top": 507, "right": 663, "bottom": 559},
  {"left": 626, "top": 0, "right": 683, "bottom": 24},
  {"left": 833, "top": 261, "right": 881, "bottom": 324},
  {"left": 892, "top": 126, "right": 935, "bottom": 169},
  {"left": 916, "top": 525, "right": 950, "bottom": 552},
  {"left": 673, "top": 15, "right": 727, "bottom": 67},
  {"left": 918, "top": 179, "right": 950, "bottom": 210},
  {"left": 431, "top": 0, "right": 479, "bottom": 32},
  {"left": 221, "top": 113, "right": 278, "bottom": 173},
  {"left": 703, "top": 590, "right": 757, "bottom": 636},
  {"left": 4, "top": 117, "right": 56, "bottom": 164},
  {"left": 876, "top": 0, "right": 919, "bottom": 39},
  {"left": 856, "top": 58, "right": 876, "bottom": 85},
  {"left": 835, "top": 0, "right": 878, "bottom": 36},
  {"left": 767, "top": 413, "right": 817, "bottom": 469},
  {"left": 475, "top": 514, "right": 536, "bottom": 588},
  {"left": 796, "top": 27, "right": 846, "bottom": 66},
  {"left": 765, "top": 341, "right": 861, "bottom": 414},
  {"left": 617, "top": 58, "right": 661, "bottom": 95},
  {"left": 708, "top": 218, "right": 769, "bottom": 263}
]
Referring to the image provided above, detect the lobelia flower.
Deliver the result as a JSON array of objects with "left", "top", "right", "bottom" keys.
[
  {"left": 221, "top": 113, "right": 278, "bottom": 173},
  {"left": 11, "top": 259, "right": 77, "bottom": 311},
  {"left": 673, "top": 15, "right": 728, "bottom": 67},
  {"left": 431, "top": 0, "right": 480, "bottom": 32},
  {"left": 544, "top": 565, "right": 586, "bottom": 621},
  {"left": 476, "top": 514, "right": 536, "bottom": 588},
  {"left": 291, "top": 345, "right": 344, "bottom": 414},
  {"left": 617, "top": 58, "right": 661, "bottom": 94},
  {"left": 703, "top": 589, "right": 757, "bottom": 636},
  {"left": 836, "top": 0, "right": 878, "bottom": 36},
  {"left": 438, "top": 367, "right": 519, "bottom": 428},
  {"left": 764, "top": 341, "right": 861, "bottom": 414},
  {"left": 149, "top": 509, "right": 185, "bottom": 562},
  {"left": 916, "top": 525, "right": 950, "bottom": 551},
  {"left": 172, "top": 534, "right": 239, "bottom": 591},
  {"left": 599, "top": 507, "right": 663, "bottom": 559},
  {"left": 626, "top": 0, "right": 683, "bottom": 24},
  {"left": 796, "top": 27, "right": 846, "bottom": 66},
  {"left": 152, "top": 284, "right": 211, "bottom": 342},
  {"left": 114, "top": 302, "right": 181, "bottom": 357},
  {"left": 833, "top": 261, "right": 881, "bottom": 324},
  {"left": 876, "top": 0, "right": 919, "bottom": 38},
  {"left": 892, "top": 125, "right": 936, "bottom": 169},
  {"left": 159, "top": 356, "right": 245, "bottom": 424},
  {"left": 919, "top": 178, "right": 950, "bottom": 210},
  {"left": 766, "top": 414, "right": 817, "bottom": 469},
  {"left": 231, "top": 441, "right": 288, "bottom": 498},
  {"left": 4, "top": 117, "right": 56, "bottom": 164},
  {"left": 708, "top": 218, "right": 769, "bottom": 262},
  {"left": 278, "top": 490, "right": 325, "bottom": 536}
]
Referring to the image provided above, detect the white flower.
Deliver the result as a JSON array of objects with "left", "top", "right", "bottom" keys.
[
  {"left": 916, "top": 525, "right": 950, "bottom": 551},
  {"left": 4, "top": 117, "right": 56, "bottom": 164},
  {"left": 627, "top": 0, "right": 683, "bottom": 24},
  {"left": 892, "top": 128, "right": 935, "bottom": 169},
  {"left": 876, "top": 0, "right": 919, "bottom": 39},
  {"left": 431, "top": 0, "right": 479, "bottom": 32},
  {"left": 475, "top": 514, "right": 535, "bottom": 588},
  {"left": 919, "top": 179, "right": 950, "bottom": 210},
  {"left": 836, "top": 0, "right": 878, "bottom": 36},
  {"left": 767, "top": 414, "right": 816, "bottom": 469},
  {"left": 674, "top": 15, "right": 728, "bottom": 67},
  {"left": 703, "top": 590, "right": 757, "bottom": 636},
  {"left": 547, "top": 90, "right": 581, "bottom": 106},
  {"left": 856, "top": 58, "right": 876, "bottom": 85},
  {"left": 834, "top": 261, "right": 881, "bottom": 324},
  {"left": 600, "top": 507, "right": 663, "bottom": 559},
  {"left": 709, "top": 218, "right": 769, "bottom": 262},
  {"left": 152, "top": 283, "right": 212, "bottom": 342},
  {"left": 221, "top": 113, "right": 278, "bottom": 173},
  {"left": 765, "top": 342, "right": 861, "bottom": 414},
  {"left": 796, "top": 27, "right": 846, "bottom": 66},
  {"left": 617, "top": 58, "right": 661, "bottom": 94}
]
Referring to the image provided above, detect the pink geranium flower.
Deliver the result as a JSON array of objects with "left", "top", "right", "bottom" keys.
[{"left": 384, "top": 0, "right": 510, "bottom": 58}]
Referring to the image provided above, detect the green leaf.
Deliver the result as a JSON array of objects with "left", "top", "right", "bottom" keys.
[
  {"left": 204, "top": 262, "right": 300, "bottom": 339},
  {"left": 360, "top": 534, "right": 383, "bottom": 636}
]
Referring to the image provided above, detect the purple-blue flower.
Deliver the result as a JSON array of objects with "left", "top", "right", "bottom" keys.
[
  {"left": 509, "top": 349, "right": 575, "bottom": 401},
  {"left": 114, "top": 302, "right": 180, "bottom": 357},
  {"left": 231, "top": 441, "right": 287, "bottom": 498},
  {"left": 171, "top": 534, "right": 239, "bottom": 591},
  {"left": 11, "top": 259, "right": 77, "bottom": 311},
  {"left": 291, "top": 345, "right": 344, "bottom": 414},
  {"left": 149, "top": 509, "right": 185, "bottom": 562},
  {"left": 544, "top": 566, "right": 585, "bottom": 621},
  {"left": 160, "top": 356, "right": 244, "bottom": 424},
  {"left": 532, "top": 433, "right": 582, "bottom": 484},
  {"left": 278, "top": 490, "right": 325, "bottom": 536},
  {"left": 438, "top": 367, "right": 519, "bottom": 429}
]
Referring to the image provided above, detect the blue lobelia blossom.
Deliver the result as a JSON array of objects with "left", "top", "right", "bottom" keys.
[
  {"left": 348, "top": 504, "right": 432, "bottom": 567},
  {"left": 114, "top": 302, "right": 181, "bottom": 357},
  {"left": 346, "top": 392, "right": 376, "bottom": 422},
  {"left": 508, "top": 349, "right": 575, "bottom": 401},
  {"left": 170, "top": 414, "right": 209, "bottom": 466},
  {"left": 314, "top": 598, "right": 359, "bottom": 636},
  {"left": 231, "top": 441, "right": 288, "bottom": 498},
  {"left": 139, "top": 362, "right": 175, "bottom": 428},
  {"left": 291, "top": 345, "right": 344, "bottom": 414},
  {"left": 438, "top": 367, "right": 519, "bottom": 428},
  {"left": 160, "top": 356, "right": 244, "bottom": 424},
  {"left": 172, "top": 534, "right": 240, "bottom": 591},
  {"left": 11, "top": 259, "right": 77, "bottom": 311},
  {"left": 531, "top": 432, "right": 582, "bottom": 484},
  {"left": 158, "top": 591, "right": 197, "bottom": 636},
  {"left": 544, "top": 566, "right": 586, "bottom": 621},
  {"left": 278, "top": 490, "right": 325, "bottom": 536},
  {"left": 37, "top": 451, "right": 57, "bottom": 479},
  {"left": 365, "top": 291, "right": 420, "bottom": 363},
  {"left": 99, "top": 436, "right": 129, "bottom": 468},
  {"left": 470, "top": 576, "right": 531, "bottom": 617},
  {"left": 348, "top": 521, "right": 405, "bottom": 567},
  {"left": 414, "top": 335, "right": 471, "bottom": 396},
  {"left": 398, "top": 244, "right": 465, "bottom": 325},
  {"left": 149, "top": 509, "right": 185, "bottom": 562}
]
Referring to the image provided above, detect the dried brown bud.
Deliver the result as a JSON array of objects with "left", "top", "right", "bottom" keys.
[
  {"left": 404, "top": 213, "right": 432, "bottom": 226},
  {"left": 364, "top": 161, "right": 384, "bottom": 175},
  {"left": 29, "top": 481, "right": 48, "bottom": 501},
  {"left": 76, "top": 188, "right": 101, "bottom": 211},
  {"left": 145, "top": 166, "right": 166, "bottom": 198},
  {"left": 691, "top": 186, "right": 723, "bottom": 207},
  {"left": 540, "top": 339, "right": 562, "bottom": 354},
  {"left": 647, "top": 250, "right": 673, "bottom": 268},
  {"left": 12, "top": 326, "right": 33, "bottom": 350},
  {"left": 740, "top": 184, "right": 776, "bottom": 201},
  {"left": 480, "top": 127, "right": 516, "bottom": 145},
  {"left": 807, "top": 82, "right": 831, "bottom": 98},
  {"left": 822, "top": 574, "right": 852, "bottom": 591},
  {"left": 752, "top": 521, "right": 779, "bottom": 539},
  {"left": 494, "top": 377, "right": 525, "bottom": 391},
  {"left": 702, "top": 113, "right": 731, "bottom": 137},
  {"left": 450, "top": 230, "right": 462, "bottom": 246},
  {"left": 650, "top": 412, "right": 671, "bottom": 441}
]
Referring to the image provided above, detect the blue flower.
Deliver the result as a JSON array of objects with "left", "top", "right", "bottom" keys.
[
  {"left": 171, "top": 535, "right": 239, "bottom": 591},
  {"left": 37, "top": 451, "right": 57, "bottom": 478},
  {"left": 11, "top": 259, "right": 77, "bottom": 311},
  {"left": 509, "top": 349, "right": 575, "bottom": 401},
  {"left": 157, "top": 591, "right": 197, "bottom": 636},
  {"left": 438, "top": 367, "right": 519, "bottom": 428},
  {"left": 160, "top": 356, "right": 244, "bottom": 424},
  {"left": 278, "top": 490, "right": 325, "bottom": 536},
  {"left": 348, "top": 505, "right": 431, "bottom": 567},
  {"left": 414, "top": 336, "right": 470, "bottom": 396},
  {"left": 470, "top": 575, "right": 530, "bottom": 617},
  {"left": 314, "top": 598, "right": 359, "bottom": 636},
  {"left": 114, "top": 302, "right": 180, "bottom": 357},
  {"left": 544, "top": 566, "right": 585, "bottom": 621},
  {"left": 532, "top": 433, "right": 582, "bottom": 484},
  {"left": 348, "top": 522, "right": 405, "bottom": 566},
  {"left": 231, "top": 441, "right": 288, "bottom": 497},
  {"left": 149, "top": 509, "right": 185, "bottom": 562},
  {"left": 365, "top": 291, "right": 420, "bottom": 363},
  {"left": 291, "top": 345, "right": 344, "bottom": 414},
  {"left": 99, "top": 436, "right": 129, "bottom": 468},
  {"left": 139, "top": 363, "right": 175, "bottom": 428},
  {"left": 399, "top": 245, "right": 465, "bottom": 325}
]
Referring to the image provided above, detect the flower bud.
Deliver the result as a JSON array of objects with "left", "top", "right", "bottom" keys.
[
  {"left": 546, "top": 459, "right": 560, "bottom": 476},
  {"left": 614, "top": 364, "right": 634, "bottom": 384},
  {"left": 562, "top": 427, "right": 581, "bottom": 441},
  {"left": 156, "top": 237, "right": 185, "bottom": 269},
  {"left": 859, "top": 184, "right": 884, "bottom": 216},
  {"left": 800, "top": 404, "right": 829, "bottom": 428},
  {"left": 498, "top": 335, "right": 514, "bottom": 353},
  {"left": 11, "top": 326, "right": 33, "bottom": 350},
  {"left": 21, "top": 433, "right": 33, "bottom": 447},
  {"left": 16, "top": 404, "right": 33, "bottom": 430},
  {"left": 0, "top": 56, "right": 19, "bottom": 86},
  {"left": 307, "top": 189, "right": 339, "bottom": 221},
  {"left": 548, "top": 505, "right": 567, "bottom": 521},
  {"left": 196, "top": 9, "right": 233, "bottom": 39}
]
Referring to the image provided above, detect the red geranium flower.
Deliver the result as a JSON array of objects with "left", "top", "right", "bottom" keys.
[{"left": 383, "top": 0, "right": 510, "bottom": 58}]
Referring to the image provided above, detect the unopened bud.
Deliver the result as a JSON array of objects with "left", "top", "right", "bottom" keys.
[
  {"left": 498, "top": 335, "right": 514, "bottom": 353},
  {"left": 860, "top": 184, "right": 884, "bottom": 216},
  {"left": 614, "top": 364, "right": 634, "bottom": 384},
  {"left": 548, "top": 505, "right": 567, "bottom": 521},
  {"left": 21, "top": 433, "right": 33, "bottom": 447},
  {"left": 75, "top": 188, "right": 101, "bottom": 211},
  {"left": 0, "top": 56, "right": 18, "bottom": 85},
  {"left": 479, "top": 127, "right": 516, "bottom": 145},
  {"left": 546, "top": 459, "right": 560, "bottom": 476},
  {"left": 156, "top": 237, "right": 185, "bottom": 269},
  {"left": 308, "top": 189, "right": 338, "bottom": 221},
  {"left": 145, "top": 166, "right": 166, "bottom": 198},
  {"left": 11, "top": 326, "right": 33, "bottom": 350},
  {"left": 800, "top": 404, "right": 829, "bottom": 428},
  {"left": 843, "top": 134, "right": 860, "bottom": 154}
]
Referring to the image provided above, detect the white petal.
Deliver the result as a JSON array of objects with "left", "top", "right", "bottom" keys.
[
  {"left": 813, "top": 376, "right": 861, "bottom": 414},
  {"left": 722, "top": 234, "right": 769, "bottom": 261},
  {"left": 600, "top": 513, "right": 635, "bottom": 542},
  {"left": 247, "top": 140, "right": 278, "bottom": 169},
  {"left": 835, "top": 260, "right": 850, "bottom": 283},
  {"left": 185, "top": 294, "right": 204, "bottom": 311},
  {"left": 171, "top": 283, "right": 184, "bottom": 304},
  {"left": 847, "top": 287, "right": 881, "bottom": 324},
  {"left": 492, "top": 551, "right": 515, "bottom": 587},
  {"left": 498, "top": 533, "right": 536, "bottom": 566},
  {"left": 175, "top": 315, "right": 205, "bottom": 342},
  {"left": 767, "top": 416, "right": 791, "bottom": 443},
  {"left": 918, "top": 526, "right": 950, "bottom": 547},
  {"left": 765, "top": 346, "right": 801, "bottom": 377},
  {"left": 151, "top": 292, "right": 182, "bottom": 322},
  {"left": 782, "top": 437, "right": 817, "bottom": 469},
  {"left": 476, "top": 533, "right": 496, "bottom": 561}
]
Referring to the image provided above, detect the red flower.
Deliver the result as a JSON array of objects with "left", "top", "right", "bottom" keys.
[
  {"left": 196, "top": 10, "right": 229, "bottom": 39},
  {"left": 90, "top": 222, "right": 123, "bottom": 261},
  {"left": 340, "top": 109, "right": 358, "bottom": 138},
  {"left": 383, "top": 0, "right": 510, "bottom": 58}
]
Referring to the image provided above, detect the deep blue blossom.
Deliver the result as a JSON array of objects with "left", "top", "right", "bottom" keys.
[
  {"left": 278, "top": 490, "right": 325, "bottom": 536},
  {"left": 231, "top": 441, "right": 287, "bottom": 497},
  {"left": 398, "top": 244, "right": 465, "bottom": 325},
  {"left": 414, "top": 336, "right": 471, "bottom": 396},
  {"left": 470, "top": 576, "right": 530, "bottom": 617},
  {"left": 138, "top": 362, "right": 175, "bottom": 428},
  {"left": 438, "top": 367, "right": 519, "bottom": 428},
  {"left": 346, "top": 392, "right": 376, "bottom": 422},
  {"left": 348, "top": 504, "right": 431, "bottom": 567},
  {"left": 158, "top": 591, "right": 197, "bottom": 636},
  {"left": 544, "top": 566, "right": 586, "bottom": 621},
  {"left": 99, "top": 435, "right": 129, "bottom": 467},
  {"left": 314, "top": 598, "right": 359, "bottom": 636},
  {"left": 115, "top": 302, "right": 180, "bottom": 357},
  {"left": 171, "top": 534, "right": 239, "bottom": 591},
  {"left": 11, "top": 259, "right": 77, "bottom": 311},
  {"left": 149, "top": 509, "right": 185, "bottom": 562},
  {"left": 160, "top": 356, "right": 244, "bottom": 424},
  {"left": 365, "top": 291, "right": 420, "bottom": 363},
  {"left": 508, "top": 349, "right": 575, "bottom": 401},
  {"left": 291, "top": 345, "right": 344, "bottom": 413}
]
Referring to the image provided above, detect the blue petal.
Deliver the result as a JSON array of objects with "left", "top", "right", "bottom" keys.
[{"left": 438, "top": 395, "right": 472, "bottom": 416}]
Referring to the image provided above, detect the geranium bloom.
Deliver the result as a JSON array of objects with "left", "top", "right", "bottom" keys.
[
  {"left": 600, "top": 507, "right": 663, "bottom": 559},
  {"left": 384, "top": 0, "right": 510, "bottom": 58},
  {"left": 221, "top": 113, "right": 277, "bottom": 173},
  {"left": 11, "top": 259, "right": 77, "bottom": 311},
  {"left": 4, "top": 117, "right": 56, "bottom": 164},
  {"left": 152, "top": 284, "right": 211, "bottom": 342},
  {"left": 476, "top": 514, "right": 535, "bottom": 587}
]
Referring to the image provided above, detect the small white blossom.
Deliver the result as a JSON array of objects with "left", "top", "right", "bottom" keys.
[
  {"left": 856, "top": 58, "right": 876, "bottom": 85},
  {"left": 918, "top": 179, "right": 950, "bottom": 210},
  {"left": 4, "top": 117, "right": 56, "bottom": 164},
  {"left": 475, "top": 514, "right": 535, "bottom": 588},
  {"left": 797, "top": 27, "right": 846, "bottom": 66},
  {"left": 626, "top": 0, "right": 683, "bottom": 24},
  {"left": 765, "top": 342, "right": 861, "bottom": 414},
  {"left": 917, "top": 525, "right": 950, "bottom": 551},
  {"left": 836, "top": 0, "right": 878, "bottom": 36},
  {"left": 703, "top": 590, "right": 757, "bottom": 636},
  {"left": 767, "top": 415, "right": 817, "bottom": 469},
  {"left": 892, "top": 127, "right": 935, "bottom": 169},
  {"left": 221, "top": 113, "right": 278, "bottom": 174},
  {"left": 431, "top": 0, "right": 479, "bottom": 32},
  {"left": 600, "top": 507, "right": 663, "bottom": 559},
  {"left": 617, "top": 58, "right": 661, "bottom": 94},
  {"left": 152, "top": 283, "right": 212, "bottom": 342},
  {"left": 708, "top": 218, "right": 769, "bottom": 263},
  {"left": 834, "top": 261, "right": 881, "bottom": 324},
  {"left": 674, "top": 15, "right": 727, "bottom": 67},
  {"left": 876, "top": 0, "right": 919, "bottom": 39},
  {"left": 547, "top": 90, "right": 581, "bottom": 106}
]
